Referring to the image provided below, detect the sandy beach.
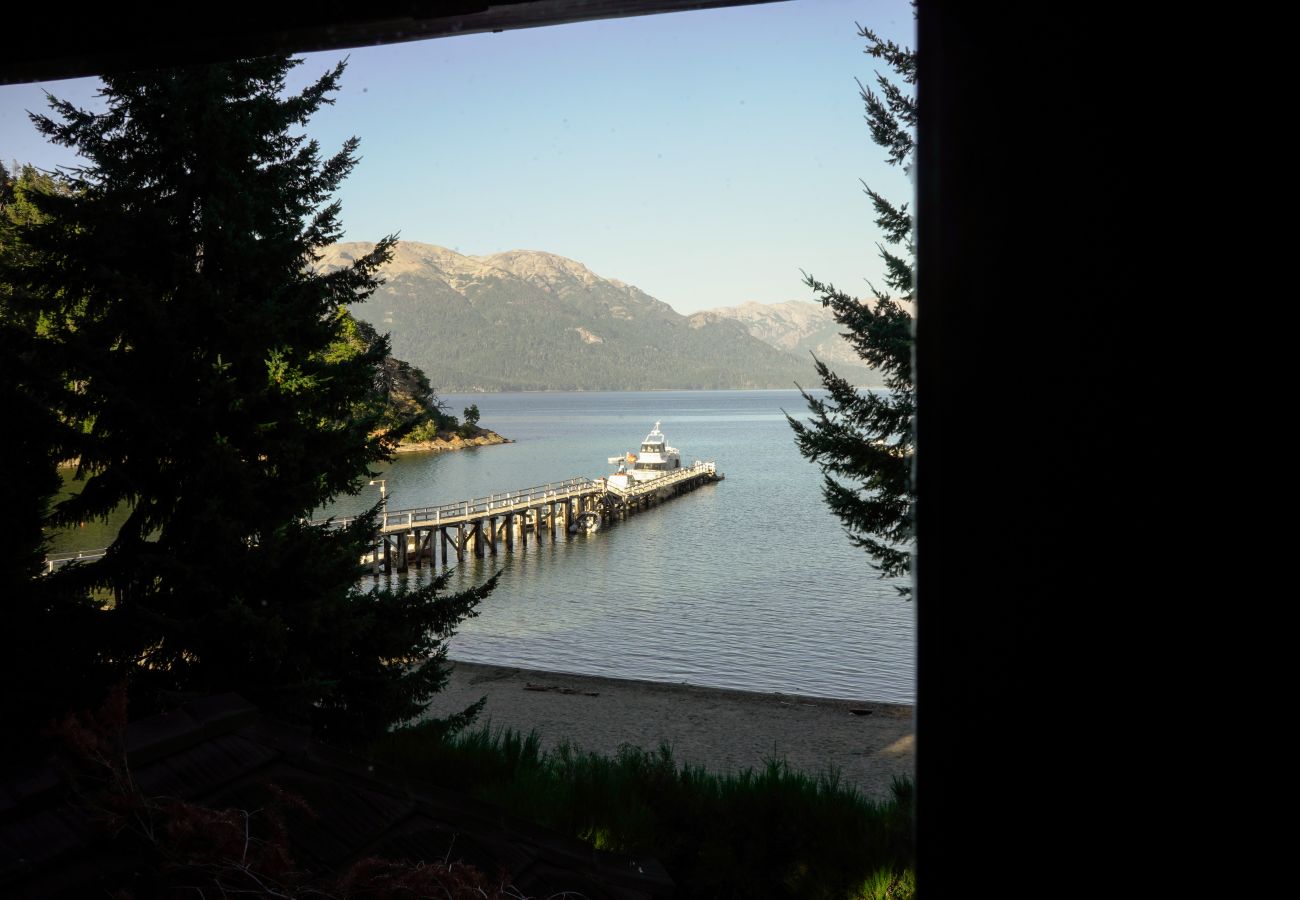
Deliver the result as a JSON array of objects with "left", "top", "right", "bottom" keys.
[{"left": 424, "top": 661, "right": 915, "bottom": 802}]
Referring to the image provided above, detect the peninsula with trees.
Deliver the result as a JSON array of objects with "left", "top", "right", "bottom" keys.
[{"left": 333, "top": 308, "right": 509, "bottom": 453}]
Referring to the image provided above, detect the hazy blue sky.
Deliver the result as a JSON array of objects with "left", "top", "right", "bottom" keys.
[{"left": 0, "top": 0, "right": 913, "bottom": 315}]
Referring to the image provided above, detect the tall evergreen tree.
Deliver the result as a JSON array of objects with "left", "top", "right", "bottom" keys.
[
  {"left": 1, "top": 163, "right": 121, "bottom": 760},
  {"left": 4, "top": 58, "right": 493, "bottom": 740},
  {"left": 0, "top": 162, "right": 64, "bottom": 586},
  {"left": 788, "top": 24, "right": 915, "bottom": 596}
]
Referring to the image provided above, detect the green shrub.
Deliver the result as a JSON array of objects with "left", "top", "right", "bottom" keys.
[
  {"left": 367, "top": 724, "right": 915, "bottom": 900},
  {"left": 405, "top": 418, "right": 440, "bottom": 443}
]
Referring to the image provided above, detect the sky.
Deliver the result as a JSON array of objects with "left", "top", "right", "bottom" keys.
[{"left": 0, "top": 0, "right": 914, "bottom": 316}]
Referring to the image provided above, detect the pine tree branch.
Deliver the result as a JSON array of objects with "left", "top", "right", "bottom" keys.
[{"left": 790, "top": 19, "right": 915, "bottom": 593}]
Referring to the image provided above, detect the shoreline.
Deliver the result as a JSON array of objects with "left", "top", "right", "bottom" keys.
[
  {"left": 424, "top": 660, "right": 915, "bottom": 802},
  {"left": 57, "top": 428, "right": 513, "bottom": 469}
]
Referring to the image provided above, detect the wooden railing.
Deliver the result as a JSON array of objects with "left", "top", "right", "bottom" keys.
[
  {"left": 311, "top": 476, "right": 607, "bottom": 531},
  {"left": 44, "top": 548, "right": 108, "bottom": 573}
]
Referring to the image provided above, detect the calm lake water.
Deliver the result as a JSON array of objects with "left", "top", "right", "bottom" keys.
[{"left": 52, "top": 390, "right": 915, "bottom": 703}]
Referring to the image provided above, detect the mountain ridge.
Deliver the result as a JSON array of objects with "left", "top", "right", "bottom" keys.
[
  {"left": 691, "top": 298, "right": 882, "bottom": 377},
  {"left": 322, "top": 241, "right": 881, "bottom": 391}
]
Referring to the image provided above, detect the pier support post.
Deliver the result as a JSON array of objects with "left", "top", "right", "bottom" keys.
[
  {"left": 473, "top": 521, "right": 484, "bottom": 559},
  {"left": 548, "top": 502, "right": 556, "bottom": 538},
  {"left": 488, "top": 517, "right": 498, "bottom": 555},
  {"left": 397, "top": 531, "right": 408, "bottom": 572},
  {"left": 505, "top": 513, "right": 514, "bottom": 550},
  {"left": 456, "top": 523, "right": 465, "bottom": 563}
]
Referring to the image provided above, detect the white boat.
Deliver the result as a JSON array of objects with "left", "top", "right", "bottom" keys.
[{"left": 605, "top": 421, "right": 683, "bottom": 491}]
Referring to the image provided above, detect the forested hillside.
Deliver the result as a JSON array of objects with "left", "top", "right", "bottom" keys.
[{"left": 321, "top": 242, "right": 874, "bottom": 391}]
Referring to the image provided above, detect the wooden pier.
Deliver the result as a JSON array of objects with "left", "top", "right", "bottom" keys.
[
  {"left": 347, "top": 475, "right": 605, "bottom": 575},
  {"left": 351, "top": 462, "right": 721, "bottom": 575},
  {"left": 42, "top": 462, "right": 722, "bottom": 576}
]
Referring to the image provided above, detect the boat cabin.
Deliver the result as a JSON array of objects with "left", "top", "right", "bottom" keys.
[{"left": 608, "top": 421, "right": 682, "bottom": 487}]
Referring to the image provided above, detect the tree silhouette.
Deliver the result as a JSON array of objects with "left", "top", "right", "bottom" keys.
[
  {"left": 4, "top": 58, "right": 493, "bottom": 741},
  {"left": 789, "top": 24, "right": 915, "bottom": 596}
]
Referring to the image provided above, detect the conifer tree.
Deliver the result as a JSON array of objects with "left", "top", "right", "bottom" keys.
[
  {"left": 0, "top": 163, "right": 64, "bottom": 586},
  {"left": 5, "top": 58, "right": 493, "bottom": 740},
  {"left": 1, "top": 163, "right": 121, "bottom": 759},
  {"left": 789, "top": 24, "right": 915, "bottom": 596}
]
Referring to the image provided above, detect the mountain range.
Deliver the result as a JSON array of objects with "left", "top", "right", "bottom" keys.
[
  {"left": 321, "top": 242, "right": 882, "bottom": 392},
  {"left": 686, "top": 300, "right": 877, "bottom": 377}
]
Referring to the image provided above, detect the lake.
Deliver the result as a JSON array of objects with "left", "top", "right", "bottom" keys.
[
  {"left": 51, "top": 390, "right": 915, "bottom": 704},
  {"left": 340, "top": 390, "right": 913, "bottom": 704}
]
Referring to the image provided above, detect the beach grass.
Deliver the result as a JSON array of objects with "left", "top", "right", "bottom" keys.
[{"left": 366, "top": 721, "right": 915, "bottom": 900}]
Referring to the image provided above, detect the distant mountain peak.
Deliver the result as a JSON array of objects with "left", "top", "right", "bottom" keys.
[
  {"left": 323, "top": 241, "right": 631, "bottom": 294},
  {"left": 695, "top": 298, "right": 881, "bottom": 380},
  {"left": 322, "top": 241, "right": 487, "bottom": 283},
  {"left": 481, "top": 249, "right": 601, "bottom": 283}
]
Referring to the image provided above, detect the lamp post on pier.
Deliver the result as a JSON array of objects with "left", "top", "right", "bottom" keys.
[{"left": 369, "top": 478, "right": 388, "bottom": 527}]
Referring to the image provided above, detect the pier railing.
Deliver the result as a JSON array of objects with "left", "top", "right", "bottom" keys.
[
  {"left": 312, "top": 475, "right": 607, "bottom": 531},
  {"left": 44, "top": 548, "right": 108, "bottom": 573}
]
